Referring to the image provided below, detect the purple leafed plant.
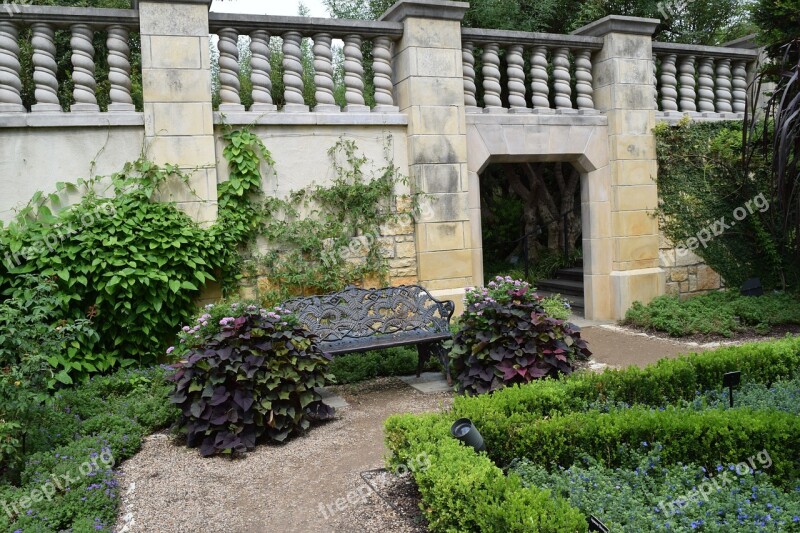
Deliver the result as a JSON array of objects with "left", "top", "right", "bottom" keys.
[
  {"left": 169, "top": 306, "right": 334, "bottom": 457},
  {"left": 449, "top": 277, "right": 591, "bottom": 395}
]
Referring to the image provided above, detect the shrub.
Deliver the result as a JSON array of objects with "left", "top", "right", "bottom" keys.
[
  {"left": 623, "top": 291, "right": 800, "bottom": 337},
  {"left": 327, "top": 346, "right": 440, "bottom": 384},
  {"left": 385, "top": 414, "right": 588, "bottom": 532},
  {"left": 170, "top": 304, "right": 335, "bottom": 456},
  {"left": 450, "top": 276, "right": 590, "bottom": 394}
]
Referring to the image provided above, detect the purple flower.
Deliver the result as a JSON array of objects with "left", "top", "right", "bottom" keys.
[{"left": 166, "top": 346, "right": 175, "bottom": 354}]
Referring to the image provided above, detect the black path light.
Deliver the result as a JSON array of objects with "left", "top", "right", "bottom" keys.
[
  {"left": 723, "top": 371, "right": 742, "bottom": 408},
  {"left": 450, "top": 418, "right": 486, "bottom": 452}
]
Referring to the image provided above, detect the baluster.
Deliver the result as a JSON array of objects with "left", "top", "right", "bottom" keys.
[
  {"left": 343, "top": 34, "right": 369, "bottom": 112},
  {"left": 552, "top": 47, "right": 572, "bottom": 111},
  {"left": 30, "top": 23, "right": 60, "bottom": 112},
  {"left": 530, "top": 45, "right": 550, "bottom": 112},
  {"left": 106, "top": 25, "right": 134, "bottom": 112},
  {"left": 659, "top": 53, "right": 678, "bottom": 112},
  {"left": 462, "top": 41, "right": 479, "bottom": 112},
  {"left": 217, "top": 28, "right": 243, "bottom": 111},
  {"left": 250, "top": 30, "right": 276, "bottom": 112},
  {"left": 574, "top": 49, "right": 594, "bottom": 111},
  {"left": 282, "top": 31, "right": 306, "bottom": 112},
  {"left": 731, "top": 59, "right": 747, "bottom": 114},
  {"left": 506, "top": 44, "right": 528, "bottom": 113},
  {"left": 372, "top": 36, "right": 398, "bottom": 112},
  {"left": 697, "top": 57, "right": 715, "bottom": 113},
  {"left": 678, "top": 55, "right": 696, "bottom": 112},
  {"left": 714, "top": 58, "right": 733, "bottom": 113},
  {"left": 481, "top": 43, "right": 503, "bottom": 112},
  {"left": 312, "top": 33, "right": 338, "bottom": 112},
  {"left": 70, "top": 24, "right": 98, "bottom": 112},
  {"left": 0, "top": 22, "right": 25, "bottom": 112}
]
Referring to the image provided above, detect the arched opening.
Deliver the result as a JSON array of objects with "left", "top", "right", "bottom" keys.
[{"left": 480, "top": 161, "right": 585, "bottom": 314}]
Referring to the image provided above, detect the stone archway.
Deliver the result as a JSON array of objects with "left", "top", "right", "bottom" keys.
[{"left": 465, "top": 114, "right": 615, "bottom": 320}]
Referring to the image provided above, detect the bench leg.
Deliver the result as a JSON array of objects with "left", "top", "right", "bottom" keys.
[{"left": 416, "top": 343, "right": 431, "bottom": 378}]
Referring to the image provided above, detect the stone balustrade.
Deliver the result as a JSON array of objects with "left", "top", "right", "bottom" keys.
[
  {"left": 460, "top": 28, "right": 604, "bottom": 113},
  {"left": 653, "top": 42, "right": 758, "bottom": 119},
  {"left": 0, "top": 5, "right": 139, "bottom": 114},
  {"left": 208, "top": 14, "right": 404, "bottom": 113}
]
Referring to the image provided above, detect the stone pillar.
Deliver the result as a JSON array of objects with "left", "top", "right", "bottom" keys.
[
  {"left": 140, "top": 0, "right": 217, "bottom": 224},
  {"left": 574, "top": 16, "right": 665, "bottom": 318},
  {"left": 381, "top": 0, "right": 473, "bottom": 307}
]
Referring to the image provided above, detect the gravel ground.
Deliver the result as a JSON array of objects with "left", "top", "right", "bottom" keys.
[{"left": 114, "top": 377, "right": 452, "bottom": 533}]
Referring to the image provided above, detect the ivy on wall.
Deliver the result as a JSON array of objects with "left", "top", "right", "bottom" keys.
[{"left": 654, "top": 118, "right": 781, "bottom": 289}]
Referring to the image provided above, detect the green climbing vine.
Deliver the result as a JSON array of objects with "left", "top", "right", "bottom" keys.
[{"left": 241, "top": 137, "right": 417, "bottom": 304}]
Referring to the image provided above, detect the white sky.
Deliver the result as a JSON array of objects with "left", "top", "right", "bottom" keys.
[{"left": 209, "top": 0, "right": 330, "bottom": 17}]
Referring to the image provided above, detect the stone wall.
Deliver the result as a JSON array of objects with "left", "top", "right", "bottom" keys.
[{"left": 659, "top": 234, "right": 723, "bottom": 297}]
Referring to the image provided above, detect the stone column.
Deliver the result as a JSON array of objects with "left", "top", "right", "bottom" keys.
[
  {"left": 574, "top": 16, "right": 664, "bottom": 318},
  {"left": 140, "top": 0, "right": 217, "bottom": 224},
  {"left": 381, "top": 0, "right": 473, "bottom": 308}
]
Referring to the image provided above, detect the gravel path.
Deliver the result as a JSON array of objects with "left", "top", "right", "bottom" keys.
[{"left": 114, "top": 378, "right": 452, "bottom": 533}]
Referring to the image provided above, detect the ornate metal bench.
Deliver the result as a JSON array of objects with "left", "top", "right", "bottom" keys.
[{"left": 281, "top": 285, "right": 455, "bottom": 383}]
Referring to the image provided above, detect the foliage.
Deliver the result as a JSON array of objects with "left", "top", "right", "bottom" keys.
[
  {"left": 0, "top": 161, "right": 224, "bottom": 378},
  {"left": 0, "top": 366, "right": 177, "bottom": 532},
  {"left": 170, "top": 303, "right": 334, "bottom": 456},
  {"left": 0, "top": 130, "right": 275, "bottom": 381},
  {"left": 688, "top": 374, "right": 800, "bottom": 415},
  {"left": 752, "top": 0, "right": 800, "bottom": 61},
  {"left": 384, "top": 414, "right": 589, "bottom": 533},
  {"left": 623, "top": 291, "right": 800, "bottom": 337},
  {"left": 512, "top": 442, "right": 800, "bottom": 531},
  {"left": 654, "top": 119, "right": 785, "bottom": 289},
  {"left": 450, "top": 276, "right": 590, "bottom": 394},
  {"left": 328, "top": 346, "right": 441, "bottom": 384},
  {"left": 743, "top": 42, "right": 800, "bottom": 290},
  {"left": 248, "top": 137, "right": 414, "bottom": 302},
  {"left": 0, "top": 275, "right": 96, "bottom": 470}
]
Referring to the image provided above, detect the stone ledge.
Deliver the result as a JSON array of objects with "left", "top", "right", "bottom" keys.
[
  {"left": 208, "top": 13, "right": 403, "bottom": 38},
  {"left": 652, "top": 41, "right": 758, "bottom": 60},
  {"left": 656, "top": 111, "right": 744, "bottom": 124},
  {"left": 380, "top": 0, "right": 468, "bottom": 23},
  {"left": 465, "top": 112, "right": 608, "bottom": 127},
  {"left": 572, "top": 15, "right": 659, "bottom": 38},
  {"left": 213, "top": 111, "right": 409, "bottom": 126},
  {"left": 0, "top": 5, "right": 139, "bottom": 27},
  {"left": 0, "top": 112, "right": 144, "bottom": 128},
  {"left": 462, "top": 27, "right": 603, "bottom": 50}
]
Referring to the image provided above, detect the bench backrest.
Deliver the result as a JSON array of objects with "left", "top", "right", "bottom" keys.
[{"left": 281, "top": 285, "right": 455, "bottom": 343}]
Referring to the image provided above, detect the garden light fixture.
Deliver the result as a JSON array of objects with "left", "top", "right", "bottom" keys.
[
  {"left": 450, "top": 418, "right": 486, "bottom": 452},
  {"left": 723, "top": 371, "right": 742, "bottom": 408}
]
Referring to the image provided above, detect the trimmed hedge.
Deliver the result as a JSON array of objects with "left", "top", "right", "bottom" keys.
[
  {"left": 453, "top": 335, "right": 800, "bottom": 421},
  {"left": 482, "top": 407, "right": 800, "bottom": 486},
  {"left": 385, "top": 415, "right": 588, "bottom": 532},
  {"left": 385, "top": 337, "right": 800, "bottom": 530}
]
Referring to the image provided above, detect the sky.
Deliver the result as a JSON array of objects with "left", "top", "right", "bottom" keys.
[{"left": 209, "top": 0, "right": 330, "bottom": 17}]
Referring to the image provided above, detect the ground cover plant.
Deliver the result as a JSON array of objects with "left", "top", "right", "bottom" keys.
[
  {"left": 623, "top": 291, "right": 800, "bottom": 337},
  {"left": 512, "top": 441, "right": 800, "bottom": 531},
  {"left": 450, "top": 276, "right": 589, "bottom": 395},
  {"left": 386, "top": 337, "right": 800, "bottom": 531},
  {"left": 0, "top": 366, "right": 177, "bottom": 532}
]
